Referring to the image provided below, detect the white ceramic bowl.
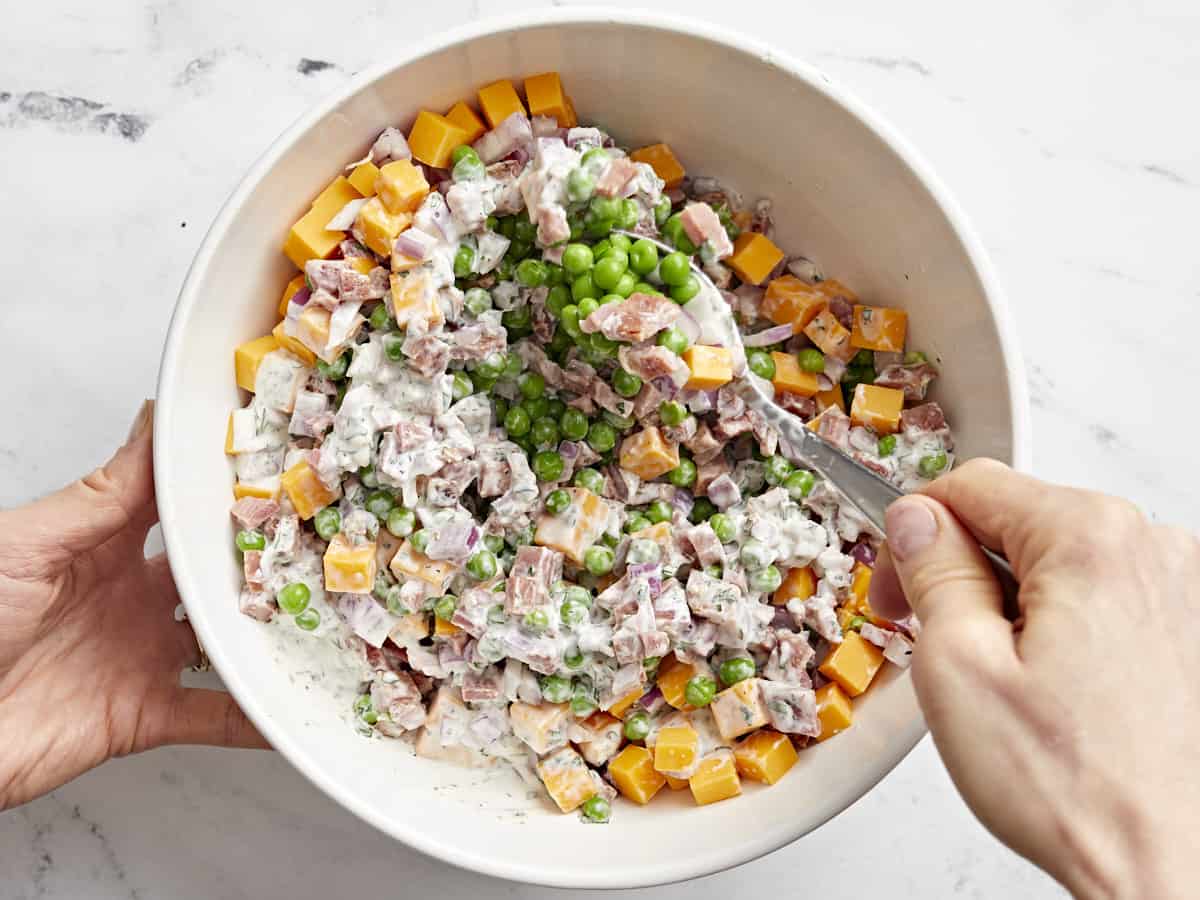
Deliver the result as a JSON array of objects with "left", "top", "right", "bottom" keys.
[{"left": 155, "top": 8, "right": 1030, "bottom": 889}]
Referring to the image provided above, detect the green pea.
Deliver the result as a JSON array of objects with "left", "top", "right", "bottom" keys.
[
  {"left": 452, "top": 157, "right": 485, "bottom": 182},
  {"left": 659, "top": 400, "right": 688, "bottom": 426},
  {"left": 564, "top": 648, "right": 586, "bottom": 668},
  {"left": 684, "top": 675, "right": 717, "bottom": 708},
  {"left": 592, "top": 238, "right": 613, "bottom": 260},
  {"left": 748, "top": 564, "right": 783, "bottom": 593},
  {"left": 504, "top": 405, "right": 531, "bottom": 437},
  {"left": 453, "top": 244, "right": 475, "bottom": 279},
  {"left": 668, "top": 458, "right": 697, "bottom": 488},
  {"left": 719, "top": 657, "right": 756, "bottom": 686},
  {"left": 531, "top": 416, "right": 560, "bottom": 449},
  {"left": 623, "top": 710, "right": 651, "bottom": 741},
  {"left": 673, "top": 228, "right": 698, "bottom": 256},
  {"left": 448, "top": 370, "right": 472, "bottom": 400},
  {"left": 624, "top": 513, "right": 651, "bottom": 534},
  {"left": 485, "top": 215, "right": 499, "bottom": 231},
  {"left": 563, "top": 585, "right": 593, "bottom": 607},
  {"left": 411, "top": 529, "right": 430, "bottom": 554},
  {"left": 560, "top": 407, "right": 589, "bottom": 441},
  {"left": 586, "top": 420, "right": 617, "bottom": 453},
  {"left": 514, "top": 371, "right": 543, "bottom": 401},
  {"left": 493, "top": 396, "right": 510, "bottom": 423},
  {"left": 609, "top": 233, "right": 632, "bottom": 252},
  {"left": 659, "top": 251, "right": 691, "bottom": 287},
  {"left": 577, "top": 297, "right": 600, "bottom": 320},
  {"left": 451, "top": 144, "right": 478, "bottom": 166},
  {"left": 633, "top": 282, "right": 658, "bottom": 296},
  {"left": 847, "top": 615, "right": 868, "bottom": 632},
  {"left": 709, "top": 513, "right": 736, "bottom": 543},
  {"left": 852, "top": 349, "right": 874, "bottom": 367},
  {"left": 277, "top": 582, "right": 310, "bottom": 615},
  {"left": 613, "top": 271, "right": 639, "bottom": 298},
  {"left": 382, "top": 333, "right": 406, "bottom": 362},
  {"left": 483, "top": 534, "right": 504, "bottom": 555},
  {"left": 532, "top": 450, "right": 565, "bottom": 482},
  {"left": 662, "top": 214, "right": 684, "bottom": 245},
  {"left": 368, "top": 303, "right": 394, "bottom": 332},
  {"left": 642, "top": 656, "right": 662, "bottom": 677},
  {"left": 560, "top": 304, "right": 583, "bottom": 339},
  {"left": 501, "top": 304, "right": 533, "bottom": 331},
  {"left": 497, "top": 215, "right": 516, "bottom": 238},
  {"left": 464, "top": 287, "right": 493, "bottom": 317},
  {"left": 359, "top": 464, "right": 379, "bottom": 488},
  {"left": 540, "top": 675, "right": 572, "bottom": 703},
  {"left": 475, "top": 351, "right": 509, "bottom": 381},
  {"left": 566, "top": 167, "right": 596, "bottom": 203},
  {"left": 545, "top": 263, "right": 566, "bottom": 286},
  {"left": 689, "top": 497, "right": 717, "bottom": 524},
  {"left": 571, "top": 272, "right": 600, "bottom": 302},
  {"left": 434, "top": 595, "right": 458, "bottom": 622},
  {"left": 522, "top": 395, "right": 550, "bottom": 420},
  {"left": 669, "top": 274, "right": 700, "bottom": 303},
  {"left": 874, "top": 435, "right": 897, "bottom": 458},
  {"left": 581, "top": 147, "right": 609, "bottom": 169},
  {"left": 516, "top": 258, "right": 548, "bottom": 287},
  {"left": 763, "top": 455, "right": 794, "bottom": 486},
  {"left": 627, "top": 238, "right": 658, "bottom": 275},
  {"left": 654, "top": 195, "right": 672, "bottom": 226},
  {"left": 797, "top": 348, "right": 825, "bottom": 373},
  {"left": 784, "top": 469, "right": 816, "bottom": 499},
  {"left": 618, "top": 198, "right": 640, "bottom": 230},
  {"left": 581, "top": 795, "right": 611, "bottom": 823},
  {"left": 646, "top": 499, "right": 672, "bottom": 524},
  {"left": 466, "top": 550, "right": 498, "bottom": 580},
  {"left": 918, "top": 451, "right": 949, "bottom": 478},
  {"left": 536, "top": 287, "right": 567, "bottom": 322},
  {"left": 592, "top": 255, "right": 627, "bottom": 292},
  {"left": 557, "top": 595, "right": 589, "bottom": 628},
  {"left": 589, "top": 194, "right": 621, "bottom": 222},
  {"left": 743, "top": 349, "right": 774, "bottom": 381},
  {"left": 612, "top": 368, "right": 643, "bottom": 399},
  {"left": 562, "top": 242, "right": 594, "bottom": 275},
  {"left": 904, "top": 350, "right": 928, "bottom": 365},
  {"left": 704, "top": 564, "right": 723, "bottom": 579},
  {"left": 385, "top": 507, "right": 415, "bottom": 538},
  {"left": 573, "top": 467, "right": 605, "bottom": 494},
  {"left": 235, "top": 529, "right": 265, "bottom": 552},
  {"left": 513, "top": 213, "right": 537, "bottom": 244},
  {"left": 364, "top": 490, "right": 394, "bottom": 519},
  {"left": 656, "top": 326, "right": 689, "bottom": 355},
  {"left": 314, "top": 507, "right": 341, "bottom": 541},
  {"left": 524, "top": 608, "right": 549, "bottom": 633},
  {"left": 316, "top": 352, "right": 350, "bottom": 381},
  {"left": 591, "top": 333, "right": 620, "bottom": 356},
  {"left": 294, "top": 608, "right": 321, "bottom": 631},
  {"left": 740, "top": 539, "right": 773, "bottom": 570},
  {"left": 570, "top": 693, "right": 597, "bottom": 718},
  {"left": 584, "top": 545, "right": 614, "bottom": 575}
]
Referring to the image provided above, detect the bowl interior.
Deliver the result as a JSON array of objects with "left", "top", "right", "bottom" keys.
[{"left": 156, "top": 13, "right": 1023, "bottom": 889}]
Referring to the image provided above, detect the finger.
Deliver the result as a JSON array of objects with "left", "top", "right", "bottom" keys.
[
  {"left": 867, "top": 545, "right": 910, "bottom": 621},
  {"left": 146, "top": 554, "right": 182, "bottom": 609},
  {"left": 15, "top": 400, "right": 156, "bottom": 564},
  {"left": 884, "top": 495, "right": 1015, "bottom": 655},
  {"left": 157, "top": 688, "right": 271, "bottom": 750}
]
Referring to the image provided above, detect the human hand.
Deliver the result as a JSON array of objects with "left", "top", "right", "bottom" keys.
[
  {"left": 0, "top": 400, "right": 267, "bottom": 810},
  {"left": 870, "top": 459, "right": 1200, "bottom": 900}
]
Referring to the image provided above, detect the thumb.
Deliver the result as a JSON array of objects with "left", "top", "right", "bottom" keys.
[
  {"left": 152, "top": 688, "right": 272, "bottom": 751},
  {"left": 884, "top": 495, "right": 1014, "bottom": 653}
]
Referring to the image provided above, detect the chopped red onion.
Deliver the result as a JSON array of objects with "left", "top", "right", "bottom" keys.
[
  {"left": 473, "top": 112, "right": 534, "bottom": 164},
  {"left": 290, "top": 285, "right": 311, "bottom": 307},
  {"left": 370, "top": 127, "right": 411, "bottom": 164},
  {"left": 426, "top": 521, "right": 479, "bottom": 562},
  {"left": 786, "top": 256, "right": 821, "bottom": 283},
  {"left": 670, "top": 488, "right": 694, "bottom": 517},
  {"left": 340, "top": 594, "right": 394, "bottom": 648},
  {"left": 393, "top": 228, "right": 437, "bottom": 261},
  {"left": 848, "top": 539, "right": 877, "bottom": 567},
  {"left": 680, "top": 389, "right": 714, "bottom": 414},
  {"left": 742, "top": 323, "right": 793, "bottom": 347},
  {"left": 673, "top": 306, "right": 702, "bottom": 344},
  {"left": 325, "top": 197, "right": 366, "bottom": 231}
]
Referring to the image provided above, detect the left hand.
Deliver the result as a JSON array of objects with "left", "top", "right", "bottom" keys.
[{"left": 0, "top": 400, "right": 268, "bottom": 811}]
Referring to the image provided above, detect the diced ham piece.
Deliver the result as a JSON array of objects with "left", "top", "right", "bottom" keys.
[
  {"left": 875, "top": 363, "right": 938, "bottom": 403},
  {"left": 451, "top": 586, "right": 495, "bottom": 638},
  {"left": 684, "top": 523, "right": 726, "bottom": 568},
  {"left": 592, "top": 380, "right": 634, "bottom": 418},
  {"left": 884, "top": 631, "right": 915, "bottom": 668},
  {"left": 230, "top": 497, "right": 279, "bottom": 530},
  {"left": 561, "top": 358, "right": 598, "bottom": 395},
  {"left": 395, "top": 417, "right": 434, "bottom": 451},
  {"left": 514, "top": 340, "right": 566, "bottom": 390},
  {"left": 711, "top": 414, "right": 753, "bottom": 442},
  {"left": 448, "top": 320, "right": 507, "bottom": 363},
  {"left": 679, "top": 202, "right": 734, "bottom": 259},
  {"left": 759, "top": 681, "right": 820, "bottom": 737},
  {"left": 859, "top": 622, "right": 891, "bottom": 648},
  {"left": 618, "top": 342, "right": 690, "bottom": 385},
  {"left": 238, "top": 586, "right": 275, "bottom": 622},
  {"left": 595, "top": 157, "right": 637, "bottom": 197},
  {"left": 763, "top": 630, "right": 815, "bottom": 684},
  {"left": 582, "top": 293, "right": 680, "bottom": 343},
  {"left": 632, "top": 381, "right": 666, "bottom": 420},
  {"left": 811, "top": 406, "right": 851, "bottom": 450},
  {"left": 461, "top": 666, "right": 504, "bottom": 703},
  {"left": 402, "top": 333, "right": 450, "bottom": 378},
  {"left": 777, "top": 391, "right": 817, "bottom": 419},
  {"left": 900, "top": 402, "right": 948, "bottom": 438},
  {"left": 242, "top": 551, "right": 264, "bottom": 590},
  {"left": 695, "top": 454, "right": 731, "bottom": 495},
  {"left": 707, "top": 474, "right": 742, "bottom": 510},
  {"left": 684, "top": 422, "right": 724, "bottom": 465},
  {"left": 537, "top": 205, "right": 570, "bottom": 246}
]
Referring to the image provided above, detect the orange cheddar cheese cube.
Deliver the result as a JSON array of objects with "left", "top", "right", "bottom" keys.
[
  {"left": 537, "top": 746, "right": 596, "bottom": 813},
  {"left": 280, "top": 460, "right": 338, "bottom": 520},
  {"left": 608, "top": 745, "right": 666, "bottom": 805},
  {"left": 772, "top": 565, "right": 816, "bottom": 607},
  {"left": 850, "top": 383, "right": 905, "bottom": 434},
  {"left": 819, "top": 631, "right": 885, "bottom": 697},
  {"left": 575, "top": 712, "right": 624, "bottom": 767},
  {"left": 852, "top": 305, "right": 908, "bottom": 353},
  {"left": 656, "top": 656, "right": 699, "bottom": 711},
  {"left": 310, "top": 175, "right": 362, "bottom": 219},
  {"left": 389, "top": 540, "right": 456, "bottom": 591},
  {"left": 233, "top": 479, "right": 279, "bottom": 501},
  {"left": 845, "top": 563, "right": 873, "bottom": 616},
  {"left": 271, "top": 322, "right": 317, "bottom": 367},
  {"left": 770, "top": 352, "right": 820, "bottom": 397},
  {"left": 561, "top": 96, "right": 578, "bottom": 128},
  {"left": 355, "top": 196, "right": 413, "bottom": 257},
  {"left": 323, "top": 533, "right": 378, "bottom": 594},
  {"left": 762, "top": 275, "right": 828, "bottom": 332},
  {"left": 234, "top": 334, "right": 281, "bottom": 392},
  {"left": 665, "top": 774, "right": 689, "bottom": 791},
  {"left": 477, "top": 79, "right": 527, "bottom": 129},
  {"left": 618, "top": 426, "right": 680, "bottom": 481},
  {"left": 444, "top": 100, "right": 486, "bottom": 143},
  {"left": 524, "top": 72, "right": 572, "bottom": 127},
  {"left": 608, "top": 687, "right": 646, "bottom": 719},
  {"left": 710, "top": 678, "right": 770, "bottom": 742},
  {"left": 434, "top": 616, "right": 461, "bottom": 637},
  {"left": 682, "top": 345, "right": 733, "bottom": 390},
  {"left": 815, "top": 386, "right": 846, "bottom": 412},
  {"left": 346, "top": 256, "right": 375, "bottom": 275},
  {"left": 814, "top": 682, "right": 853, "bottom": 741},
  {"left": 803, "top": 309, "right": 856, "bottom": 362},
  {"left": 389, "top": 271, "right": 444, "bottom": 331},
  {"left": 629, "top": 521, "right": 675, "bottom": 563},
  {"left": 224, "top": 414, "right": 237, "bottom": 455},
  {"left": 629, "top": 143, "right": 685, "bottom": 189},
  {"left": 278, "top": 274, "right": 306, "bottom": 318},
  {"left": 375, "top": 159, "right": 429, "bottom": 215},
  {"left": 294, "top": 304, "right": 332, "bottom": 357},
  {"left": 283, "top": 205, "right": 343, "bottom": 269},
  {"left": 726, "top": 232, "right": 784, "bottom": 286},
  {"left": 390, "top": 612, "right": 430, "bottom": 645},
  {"left": 407, "top": 110, "right": 471, "bottom": 169},
  {"left": 734, "top": 730, "right": 798, "bottom": 785},
  {"left": 689, "top": 749, "right": 741, "bottom": 805},
  {"left": 815, "top": 278, "right": 858, "bottom": 304},
  {"left": 534, "top": 486, "right": 610, "bottom": 564},
  {"left": 653, "top": 726, "right": 700, "bottom": 777},
  {"left": 347, "top": 161, "right": 380, "bottom": 197}
]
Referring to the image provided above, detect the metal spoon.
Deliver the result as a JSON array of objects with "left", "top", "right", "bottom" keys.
[{"left": 626, "top": 232, "right": 1020, "bottom": 616}]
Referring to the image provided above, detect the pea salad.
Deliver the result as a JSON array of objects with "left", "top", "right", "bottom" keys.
[{"left": 226, "top": 73, "right": 950, "bottom": 822}]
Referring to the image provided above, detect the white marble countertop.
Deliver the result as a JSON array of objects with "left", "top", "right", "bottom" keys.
[{"left": 3, "top": 0, "right": 1197, "bottom": 896}]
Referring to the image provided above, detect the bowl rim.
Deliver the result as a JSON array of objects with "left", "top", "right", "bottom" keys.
[{"left": 155, "top": 6, "right": 1032, "bottom": 889}]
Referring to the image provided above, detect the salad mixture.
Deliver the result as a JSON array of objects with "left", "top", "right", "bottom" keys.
[{"left": 226, "top": 73, "right": 950, "bottom": 822}]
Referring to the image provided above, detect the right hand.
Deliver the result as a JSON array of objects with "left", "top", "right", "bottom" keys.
[{"left": 869, "top": 459, "right": 1200, "bottom": 900}]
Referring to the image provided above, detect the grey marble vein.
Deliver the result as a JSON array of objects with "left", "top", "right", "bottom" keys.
[{"left": 1, "top": 91, "right": 149, "bottom": 141}]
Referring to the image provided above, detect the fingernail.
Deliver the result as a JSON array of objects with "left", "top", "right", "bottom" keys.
[
  {"left": 127, "top": 399, "right": 154, "bottom": 443},
  {"left": 886, "top": 498, "right": 939, "bottom": 562}
]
